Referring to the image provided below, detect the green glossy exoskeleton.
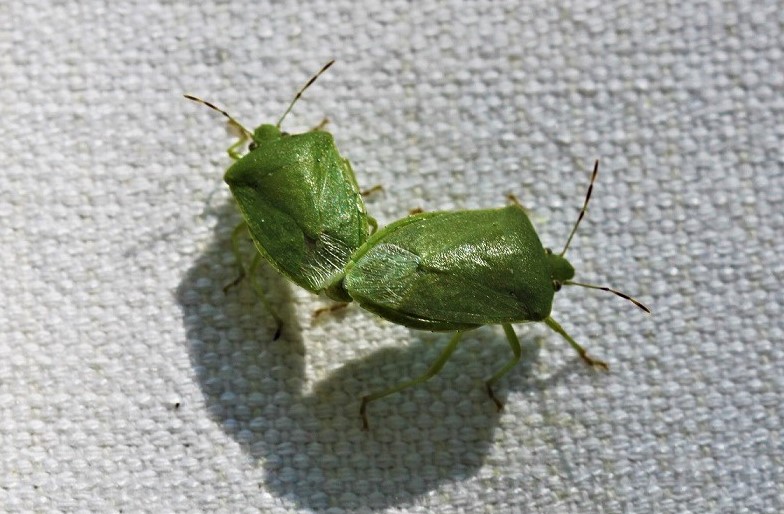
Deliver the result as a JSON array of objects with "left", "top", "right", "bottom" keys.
[
  {"left": 186, "top": 61, "right": 376, "bottom": 338},
  {"left": 325, "top": 161, "right": 650, "bottom": 429}
]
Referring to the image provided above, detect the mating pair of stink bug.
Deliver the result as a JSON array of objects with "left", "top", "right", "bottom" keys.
[{"left": 186, "top": 62, "right": 649, "bottom": 429}]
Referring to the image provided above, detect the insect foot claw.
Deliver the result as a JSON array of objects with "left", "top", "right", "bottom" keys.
[
  {"left": 486, "top": 383, "right": 504, "bottom": 412},
  {"left": 311, "top": 307, "right": 329, "bottom": 321},
  {"left": 360, "top": 184, "right": 384, "bottom": 197},
  {"left": 582, "top": 353, "right": 609, "bottom": 371},
  {"left": 360, "top": 396, "right": 370, "bottom": 431},
  {"left": 222, "top": 273, "right": 245, "bottom": 294},
  {"left": 311, "top": 302, "right": 349, "bottom": 323}
]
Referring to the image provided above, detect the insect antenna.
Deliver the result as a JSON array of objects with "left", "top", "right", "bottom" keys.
[
  {"left": 560, "top": 159, "right": 599, "bottom": 257},
  {"left": 276, "top": 60, "right": 336, "bottom": 128},
  {"left": 563, "top": 281, "right": 650, "bottom": 313},
  {"left": 183, "top": 95, "right": 254, "bottom": 140}
]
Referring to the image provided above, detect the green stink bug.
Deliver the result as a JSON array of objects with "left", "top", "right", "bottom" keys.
[
  {"left": 325, "top": 161, "right": 649, "bottom": 429},
  {"left": 185, "top": 61, "right": 376, "bottom": 337}
]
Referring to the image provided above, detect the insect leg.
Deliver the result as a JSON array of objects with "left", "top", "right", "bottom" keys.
[
  {"left": 544, "top": 316, "right": 608, "bottom": 370},
  {"left": 360, "top": 331, "right": 463, "bottom": 430},
  {"left": 367, "top": 215, "right": 379, "bottom": 234},
  {"left": 360, "top": 184, "right": 383, "bottom": 197},
  {"left": 309, "top": 117, "right": 330, "bottom": 132},
  {"left": 226, "top": 122, "right": 250, "bottom": 161},
  {"left": 247, "top": 251, "right": 283, "bottom": 340},
  {"left": 312, "top": 302, "right": 349, "bottom": 321},
  {"left": 484, "top": 324, "right": 523, "bottom": 411},
  {"left": 506, "top": 194, "right": 531, "bottom": 215},
  {"left": 223, "top": 222, "right": 249, "bottom": 293}
]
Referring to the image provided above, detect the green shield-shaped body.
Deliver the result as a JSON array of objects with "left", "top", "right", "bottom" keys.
[
  {"left": 226, "top": 130, "right": 368, "bottom": 293},
  {"left": 339, "top": 205, "right": 556, "bottom": 330}
]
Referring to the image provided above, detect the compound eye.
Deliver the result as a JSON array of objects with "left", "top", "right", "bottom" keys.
[
  {"left": 545, "top": 248, "right": 552, "bottom": 255},
  {"left": 248, "top": 142, "right": 258, "bottom": 151},
  {"left": 553, "top": 280, "right": 562, "bottom": 292}
]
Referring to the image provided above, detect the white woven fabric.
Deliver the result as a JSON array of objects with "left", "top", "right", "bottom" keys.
[{"left": 2, "top": 1, "right": 782, "bottom": 512}]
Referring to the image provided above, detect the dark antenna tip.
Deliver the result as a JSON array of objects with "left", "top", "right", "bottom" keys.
[
  {"left": 564, "top": 280, "right": 651, "bottom": 314},
  {"left": 184, "top": 94, "right": 254, "bottom": 139},
  {"left": 276, "top": 60, "right": 336, "bottom": 128},
  {"left": 561, "top": 159, "right": 599, "bottom": 257}
]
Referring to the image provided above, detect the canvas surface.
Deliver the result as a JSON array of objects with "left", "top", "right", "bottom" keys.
[{"left": 2, "top": 1, "right": 781, "bottom": 512}]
